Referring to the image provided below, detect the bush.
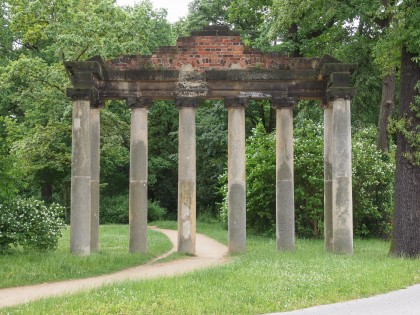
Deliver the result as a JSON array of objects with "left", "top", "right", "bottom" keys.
[
  {"left": 0, "top": 198, "right": 65, "bottom": 252},
  {"left": 100, "top": 194, "right": 167, "bottom": 224},
  {"left": 352, "top": 128, "right": 394, "bottom": 238},
  {"left": 100, "top": 194, "right": 129, "bottom": 224},
  {"left": 148, "top": 200, "right": 167, "bottom": 221},
  {"left": 218, "top": 121, "right": 395, "bottom": 239}
]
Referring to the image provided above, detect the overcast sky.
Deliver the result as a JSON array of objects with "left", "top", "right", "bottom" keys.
[{"left": 116, "top": 0, "right": 191, "bottom": 23}]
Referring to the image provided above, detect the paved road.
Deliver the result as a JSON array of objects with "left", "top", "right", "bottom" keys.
[{"left": 269, "top": 284, "right": 420, "bottom": 315}]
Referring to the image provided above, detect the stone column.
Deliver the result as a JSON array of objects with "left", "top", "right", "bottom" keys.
[
  {"left": 176, "top": 98, "right": 199, "bottom": 255},
  {"left": 90, "top": 105, "right": 101, "bottom": 252},
  {"left": 70, "top": 98, "right": 91, "bottom": 256},
  {"left": 128, "top": 97, "right": 152, "bottom": 253},
  {"left": 331, "top": 97, "right": 353, "bottom": 254},
  {"left": 323, "top": 104, "right": 333, "bottom": 251},
  {"left": 225, "top": 97, "right": 247, "bottom": 254},
  {"left": 272, "top": 97, "right": 296, "bottom": 251}
]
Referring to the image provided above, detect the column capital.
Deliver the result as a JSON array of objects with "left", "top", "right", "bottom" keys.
[
  {"left": 91, "top": 96, "right": 105, "bottom": 109},
  {"left": 224, "top": 97, "right": 248, "bottom": 109},
  {"left": 326, "top": 88, "right": 354, "bottom": 102},
  {"left": 67, "top": 88, "right": 91, "bottom": 101},
  {"left": 127, "top": 97, "right": 154, "bottom": 109},
  {"left": 271, "top": 97, "right": 298, "bottom": 109},
  {"left": 175, "top": 97, "right": 201, "bottom": 108}
]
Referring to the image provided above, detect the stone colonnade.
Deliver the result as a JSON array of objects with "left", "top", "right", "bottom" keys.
[{"left": 70, "top": 96, "right": 353, "bottom": 256}]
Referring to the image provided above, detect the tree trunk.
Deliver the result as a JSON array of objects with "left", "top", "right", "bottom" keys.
[
  {"left": 391, "top": 47, "right": 420, "bottom": 258},
  {"left": 377, "top": 71, "right": 396, "bottom": 152},
  {"left": 41, "top": 182, "right": 53, "bottom": 204}
]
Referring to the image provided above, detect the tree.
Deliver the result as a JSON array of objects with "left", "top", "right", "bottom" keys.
[
  {"left": 391, "top": 48, "right": 419, "bottom": 257},
  {"left": 1, "top": 0, "right": 176, "bottom": 205}
]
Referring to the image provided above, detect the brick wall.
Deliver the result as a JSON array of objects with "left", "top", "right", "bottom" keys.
[{"left": 107, "top": 26, "right": 318, "bottom": 72}]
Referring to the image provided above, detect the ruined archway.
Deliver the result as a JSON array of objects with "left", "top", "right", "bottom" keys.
[{"left": 65, "top": 26, "right": 355, "bottom": 256}]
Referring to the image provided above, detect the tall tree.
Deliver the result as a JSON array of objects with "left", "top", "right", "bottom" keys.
[
  {"left": 392, "top": 47, "right": 420, "bottom": 257},
  {"left": 1, "top": 0, "right": 175, "bottom": 204},
  {"left": 389, "top": 0, "right": 420, "bottom": 257}
]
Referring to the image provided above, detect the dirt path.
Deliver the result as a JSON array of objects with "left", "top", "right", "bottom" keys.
[{"left": 0, "top": 228, "right": 229, "bottom": 309}]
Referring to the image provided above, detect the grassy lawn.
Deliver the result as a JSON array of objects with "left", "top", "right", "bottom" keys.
[
  {"left": 4, "top": 222, "right": 420, "bottom": 314},
  {"left": 0, "top": 225, "right": 172, "bottom": 288}
]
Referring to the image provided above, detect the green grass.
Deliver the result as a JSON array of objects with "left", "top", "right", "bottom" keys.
[
  {"left": 0, "top": 225, "right": 172, "bottom": 288},
  {"left": 4, "top": 222, "right": 420, "bottom": 314}
]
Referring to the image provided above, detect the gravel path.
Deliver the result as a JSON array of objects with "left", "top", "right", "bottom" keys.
[{"left": 0, "top": 228, "right": 228, "bottom": 309}]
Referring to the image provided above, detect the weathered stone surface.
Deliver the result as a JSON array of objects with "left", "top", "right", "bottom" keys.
[
  {"left": 177, "top": 106, "right": 196, "bottom": 254},
  {"left": 90, "top": 107, "right": 100, "bottom": 252},
  {"left": 71, "top": 100, "right": 91, "bottom": 256},
  {"left": 227, "top": 105, "right": 246, "bottom": 254},
  {"left": 331, "top": 98, "right": 353, "bottom": 255},
  {"left": 276, "top": 107, "right": 295, "bottom": 251},
  {"left": 324, "top": 106, "right": 333, "bottom": 251},
  {"left": 129, "top": 107, "right": 148, "bottom": 253}
]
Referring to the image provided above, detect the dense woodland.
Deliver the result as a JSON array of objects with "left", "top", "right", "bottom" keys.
[{"left": 0, "top": 0, "right": 419, "bottom": 256}]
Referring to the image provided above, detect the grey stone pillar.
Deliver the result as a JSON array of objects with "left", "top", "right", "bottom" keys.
[
  {"left": 70, "top": 98, "right": 91, "bottom": 256},
  {"left": 272, "top": 97, "right": 296, "bottom": 251},
  {"left": 128, "top": 98, "right": 152, "bottom": 253},
  {"left": 176, "top": 98, "right": 199, "bottom": 255},
  {"left": 323, "top": 104, "right": 333, "bottom": 251},
  {"left": 90, "top": 106, "right": 101, "bottom": 252},
  {"left": 331, "top": 97, "right": 353, "bottom": 254},
  {"left": 225, "top": 97, "right": 247, "bottom": 254}
]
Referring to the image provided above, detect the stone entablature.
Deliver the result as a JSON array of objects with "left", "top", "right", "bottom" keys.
[{"left": 65, "top": 25, "right": 355, "bottom": 103}]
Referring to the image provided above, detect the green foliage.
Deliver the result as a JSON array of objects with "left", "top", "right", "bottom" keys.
[
  {"left": 294, "top": 118, "right": 324, "bottom": 237},
  {"left": 148, "top": 200, "right": 168, "bottom": 222},
  {"left": 352, "top": 128, "right": 395, "bottom": 238},
  {"left": 0, "top": 117, "right": 26, "bottom": 200},
  {"left": 388, "top": 100, "right": 420, "bottom": 166},
  {"left": 219, "top": 118, "right": 395, "bottom": 238},
  {"left": 100, "top": 194, "right": 167, "bottom": 224},
  {"left": 148, "top": 101, "right": 179, "bottom": 214},
  {"left": 0, "top": 198, "right": 65, "bottom": 252},
  {"left": 100, "top": 194, "right": 129, "bottom": 224},
  {"left": 196, "top": 102, "right": 228, "bottom": 216},
  {"left": 0, "top": 0, "right": 177, "bottom": 207},
  {"left": 244, "top": 123, "right": 276, "bottom": 235}
]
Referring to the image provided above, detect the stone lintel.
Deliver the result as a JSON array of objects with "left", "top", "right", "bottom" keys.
[
  {"left": 206, "top": 70, "right": 316, "bottom": 81},
  {"left": 271, "top": 97, "right": 298, "bottom": 109},
  {"left": 328, "top": 72, "right": 351, "bottom": 88},
  {"left": 320, "top": 63, "right": 357, "bottom": 78},
  {"left": 224, "top": 97, "right": 249, "bottom": 108},
  {"left": 127, "top": 97, "right": 154, "bottom": 109},
  {"left": 124, "top": 69, "right": 179, "bottom": 81},
  {"left": 175, "top": 98, "right": 202, "bottom": 108}
]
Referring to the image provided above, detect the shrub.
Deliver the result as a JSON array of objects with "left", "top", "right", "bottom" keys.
[
  {"left": 218, "top": 121, "right": 395, "bottom": 239},
  {"left": 148, "top": 200, "right": 167, "bottom": 221},
  {"left": 0, "top": 198, "right": 65, "bottom": 252},
  {"left": 100, "top": 194, "right": 129, "bottom": 224},
  {"left": 352, "top": 128, "right": 394, "bottom": 238},
  {"left": 100, "top": 194, "right": 167, "bottom": 224}
]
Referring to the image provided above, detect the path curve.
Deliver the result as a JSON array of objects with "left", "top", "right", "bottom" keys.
[{"left": 0, "top": 228, "right": 228, "bottom": 309}]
